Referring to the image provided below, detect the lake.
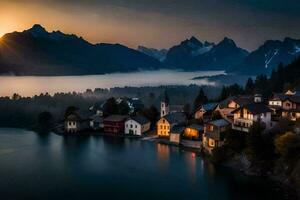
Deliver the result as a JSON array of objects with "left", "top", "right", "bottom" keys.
[
  {"left": 0, "top": 128, "right": 292, "bottom": 200},
  {"left": 0, "top": 70, "right": 225, "bottom": 97}
]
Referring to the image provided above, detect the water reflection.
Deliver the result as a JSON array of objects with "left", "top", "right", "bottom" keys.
[
  {"left": 156, "top": 143, "right": 170, "bottom": 172},
  {"left": 185, "top": 152, "right": 197, "bottom": 183},
  {"left": 0, "top": 129, "right": 295, "bottom": 200}
]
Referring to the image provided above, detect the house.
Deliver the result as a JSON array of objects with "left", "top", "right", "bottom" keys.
[
  {"left": 194, "top": 103, "right": 218, "bottom": 122},
  {"left": 103, "top": 115, "right": 128, "bottom": 134},
  {"left": 90, "top": 114, "right": 104, "bottom": 130},
  {"left": 169, "top": 126, "right": 185, "bottom": 144},
  {"left": 268, "top": 90, "right": 300, "bottom": 121},
  {"left": 281, "top": 96, "right": 300, "bottom": 121},
  {"left": 156, "top": 112, "right": 187, "bottom": 137},
  {"left": 183, "top": 124, "right": 204, "bottom": 140},
  {"left": 202, "top": 119, "right": 231, "bottom": 153},
  {"left": 215, "top": 95, "right": 254, "bottom": 122},
  {"left": 64, "top": 112, "right": 90, "bottom": 133},
  {"left": 232, "top": 103, "right": 272, "bottom": 132},
  {"left": 125, "top": 116, "right": 150, "bottom": 136}
]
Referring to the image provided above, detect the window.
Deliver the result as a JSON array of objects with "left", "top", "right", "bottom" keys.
[
  {"left": 162, "top": 119, "right": 165, "bottom": 123},
  {"left": 130, "top": 124, "right": 133, "bottom": 128},
  {"left": 208, "top": 139, "right": 215, "bottom": 147},
  {"left": 207, "top": 125, "right": 213, "bottom": 131},
  {"left": 160, "top": 125, "right": 163, "bottom": 129},
  {"left": 135, "top": 125, "right": 137, "bottom": 128}
]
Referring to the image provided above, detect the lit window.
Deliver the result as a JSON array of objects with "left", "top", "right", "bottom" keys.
[{"left": 208, "top": 139, "right": 215, "bottom": 147}]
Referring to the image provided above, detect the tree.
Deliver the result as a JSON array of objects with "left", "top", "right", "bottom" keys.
[
  {"left": 12, "top": 93, "right": 21, "bottom": 100},
  {"left": 118, "top": 100, "right": 130, "bottom": 115},
  {"left": 245, "top": 78, "right": 254, "bottom": 94},
  {"left": 139, "top": 106, "right": 159, "bottom": 127},
  {"left": 163, "top": 90, "right": 170, "bottom": 105},
  {"left": 103, "top": 98, "right": 118, "bottom": 116},
  {"left": 64, "top": 106, "right": 78, "bottom": 118},
  {"left": 183, "top": 103, "right": 191, "bottom": 118},
  {"left": 194, "top": 88, "right": 208, "bottom": 110},
  {"left": 275, "top": 132, "right": 300, "bottom": 164},
  {"left": 245, "top": 122, "right": 265, "bottom": 162}
]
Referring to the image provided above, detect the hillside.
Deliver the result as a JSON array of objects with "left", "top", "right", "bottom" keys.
[{"left": 0, "top": 25, "right": 161, "bottom": 75}]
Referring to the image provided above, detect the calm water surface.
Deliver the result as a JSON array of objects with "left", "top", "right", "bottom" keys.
[
  {"left": 0, "top": 128, "right": 291, "bottom": 200},
  {"left": 0, "top": 70, "right": 224, "bottom": 97}
]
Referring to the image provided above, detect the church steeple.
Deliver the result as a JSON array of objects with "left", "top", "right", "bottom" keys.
[{"left": 161, "top": 91, "right": 170, "bottom": 117}]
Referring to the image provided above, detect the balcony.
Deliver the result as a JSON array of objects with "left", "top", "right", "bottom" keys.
[{"left": 232, "top": 118, "right": 253, "bottom": 132}]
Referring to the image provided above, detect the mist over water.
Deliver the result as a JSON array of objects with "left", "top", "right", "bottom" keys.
[{"left": 0, "top": 70, "right": 225, "bottom": 97}]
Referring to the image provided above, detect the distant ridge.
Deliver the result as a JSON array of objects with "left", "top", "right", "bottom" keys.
[
  {"left": 0, "top": 24, "right": 161, "bottom": 75},
  {"left": 0, "top": 25, "right": 299, "bottom": 75}
]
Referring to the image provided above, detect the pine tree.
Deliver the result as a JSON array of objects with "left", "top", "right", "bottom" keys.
[
  {"left": 245, "top": 78, "right": 254, "bottom": 94},
  {"left": 194, "top": 88, "right": 208, "bottom": 110}
]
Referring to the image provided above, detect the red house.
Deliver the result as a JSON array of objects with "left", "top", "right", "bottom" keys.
[{"left": 103, "top": 115, "right": 128, "bottom": 134}]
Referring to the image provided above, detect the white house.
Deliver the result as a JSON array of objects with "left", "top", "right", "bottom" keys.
[
  {"left": 125, "top": 116, "right": 150, "bottom": 136},
  {"left": 232, "top": 103, "right": 272, "bottom": 132}
]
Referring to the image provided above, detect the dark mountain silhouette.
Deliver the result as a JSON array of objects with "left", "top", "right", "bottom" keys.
[
  {"left": 0, "top": 25, "right": 299, "bottom": 76},
  {"left": 164, "top": 36, "right": 214, "bottom": 68},
  {"left": 0, "top": 24, "right": 161, "bottom": 75},
  {"left": 191, "top": 37, "right": 249, "bottom": 70},
  {"left": 231, "top": 37, "right": 300, "bottom": 75},
  {"left": 137, "top": 46, "right": 168, "bottom": 62},
  {"left": 163, "top": 36, "right": 248, "bottom": 71}
]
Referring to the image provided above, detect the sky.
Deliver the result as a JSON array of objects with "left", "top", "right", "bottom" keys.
[{"left": 0, "top": 0, "right": 299, "bottom": 51}]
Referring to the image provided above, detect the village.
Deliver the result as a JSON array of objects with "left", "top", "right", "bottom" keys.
[{"left": 63, "top": 88, "right": 300, "bottom": 155}]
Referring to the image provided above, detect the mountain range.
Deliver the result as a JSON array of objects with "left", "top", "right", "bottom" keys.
[
  {"left": 0, "top": 25, "right": 161, "bottom": 75},
  {"left": 0, "top": 24, "right": 300, "bottom": 76}
]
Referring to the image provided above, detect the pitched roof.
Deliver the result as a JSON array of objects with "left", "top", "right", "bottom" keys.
[
  {"left": 66, "top": 113, "right": 81, "bottom": 121},
  {"left": 285, "top": 96, "right": 300, "bottom": 104},
  {"left": 104, "top": 115, "right": 128, "bottom": 122},
  {"left": 233, "top": 103, "right": 272, "bottom": 115},
  {"left": 187, "top": 124, "right": 204, "bottom": 132},
  {"left": 129, "top": 116, "right": 150, "bottom": 125},
  {"left": 232, "top": 96, "right": 254, "bottom": 107},
  {"left": 170, "top": 125, "right": 185, "bottom": 134},
  {"left": 207, "top": 119, "right": 230, "bottom": 127},
  {"left": 218, "top": 97, "right": 235, "bottom": 109},
  {"left": 197, "top": 103, "right": 218, "bottom": 112},
  {"left": 164, "top": 112, "right": 187, "bottom": 124}
]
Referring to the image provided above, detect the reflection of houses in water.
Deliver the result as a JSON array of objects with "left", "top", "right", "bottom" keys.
[
  {"left": 156, "top": 143, "right": 170, "bottom": 171},
  {"left": 185, "top": 152, "right": 197, "bottom": 183}
]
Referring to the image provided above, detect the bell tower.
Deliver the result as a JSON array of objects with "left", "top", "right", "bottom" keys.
[{"left": 161, "top": 91, "right": 170, "bottom": 117}]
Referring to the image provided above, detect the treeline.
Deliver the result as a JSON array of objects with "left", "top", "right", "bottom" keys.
[
  {"left": 0, "top": 93, "right": 98, "bottom": 129},
  {"left": 219, "top": 56, "right": 300, "bottom": 100},
  {"left": 0, "top": 85, "right": 220, "bottom": 130}
]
